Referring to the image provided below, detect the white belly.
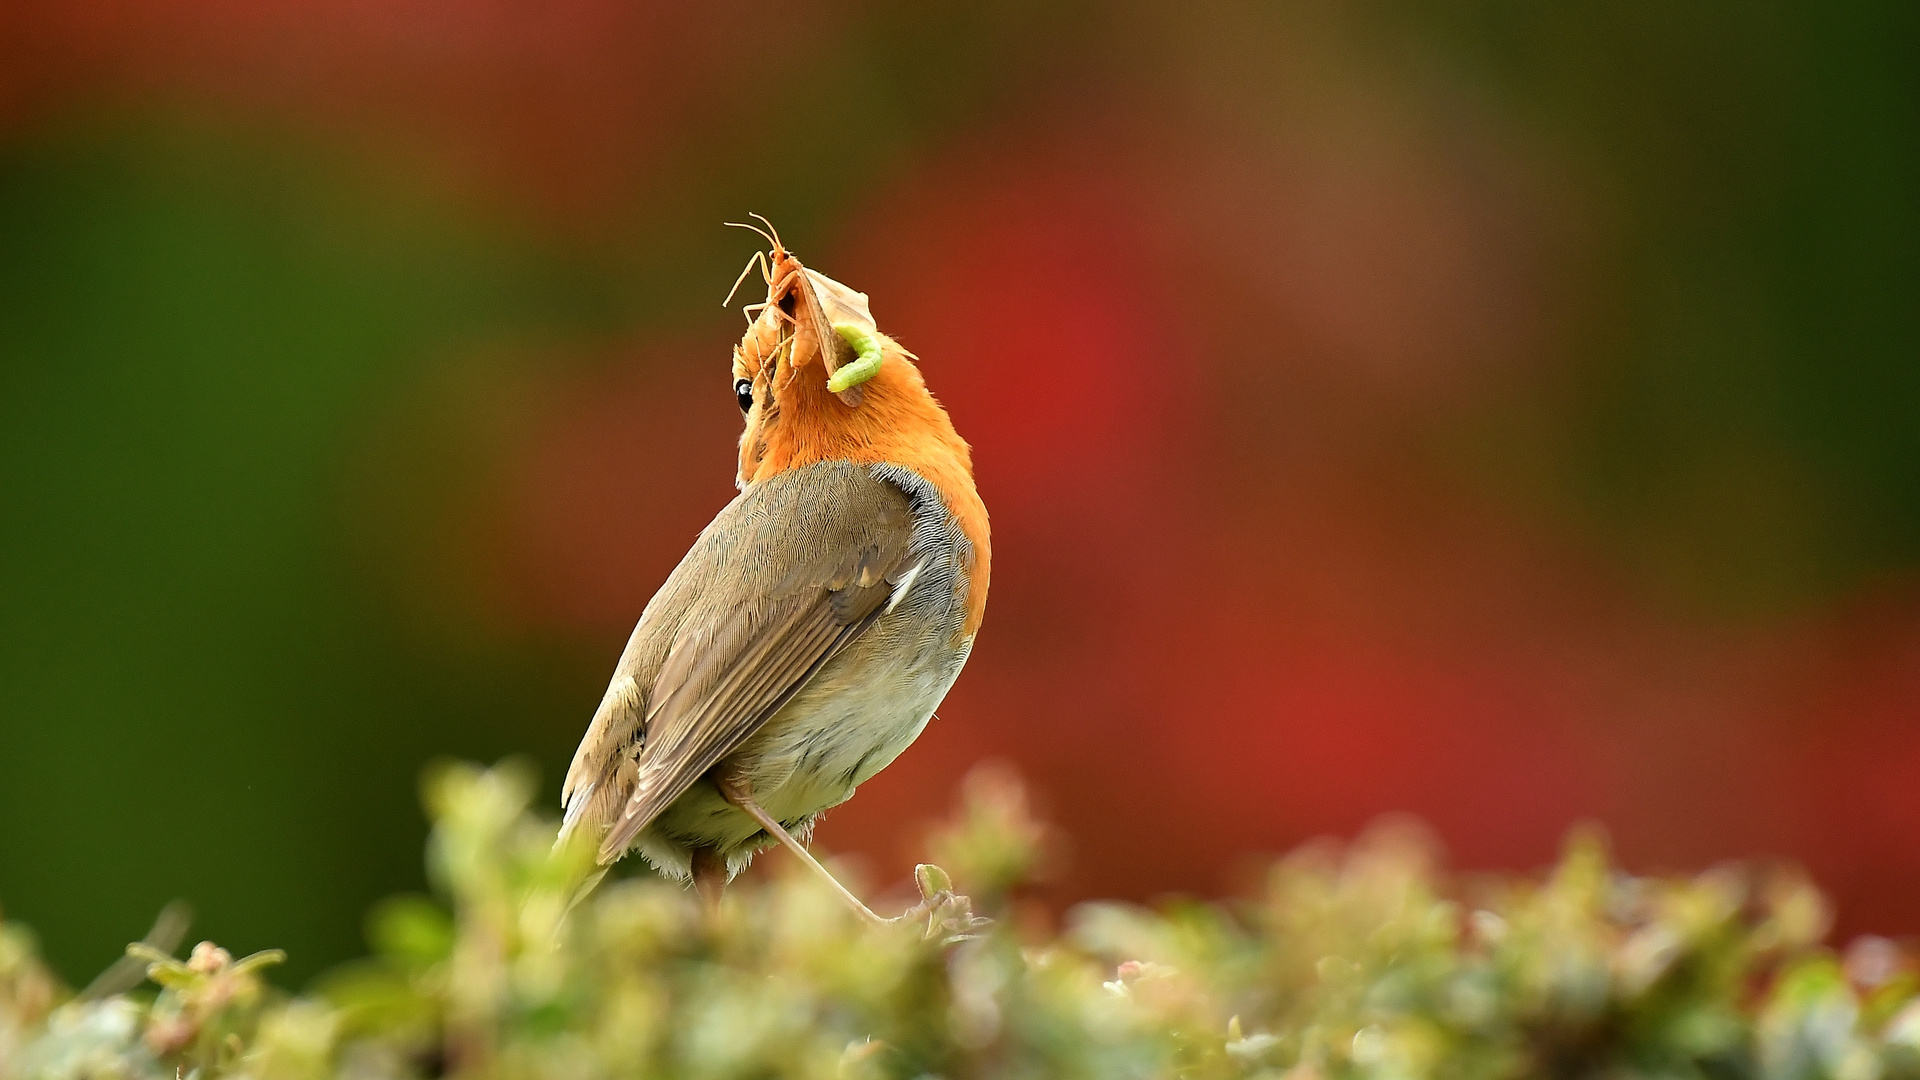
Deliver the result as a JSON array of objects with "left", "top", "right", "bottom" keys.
[
  {"left": 743, "top": 632, "right": 972, "bottom": 823},
  {"left": 638, "top": 628, "right": 973, "bottom": 873}
]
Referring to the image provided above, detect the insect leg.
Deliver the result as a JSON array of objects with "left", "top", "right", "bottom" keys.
[{"left": 722, "top": 250, "right": 770, "bottom": 308}]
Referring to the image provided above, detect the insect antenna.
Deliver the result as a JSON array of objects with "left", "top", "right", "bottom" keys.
[
  {"left": 724, "top": 217, "right": 781, "bottom": 250},
  {"left": 747, "top": 212, "right": 785, "bottom": 251}
]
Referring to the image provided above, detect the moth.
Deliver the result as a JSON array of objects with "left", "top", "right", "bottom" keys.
[{"left": 725, "top": 214, "right": 895, "bottom": 408}]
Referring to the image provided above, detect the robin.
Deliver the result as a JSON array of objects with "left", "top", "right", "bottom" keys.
[{"left": 557, "top": 218, "right": 989, "bottom": 924}]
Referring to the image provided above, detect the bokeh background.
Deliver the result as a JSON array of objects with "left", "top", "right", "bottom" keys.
[{"left": 2, "top": 0, "right": 1916, "bottom": 986}]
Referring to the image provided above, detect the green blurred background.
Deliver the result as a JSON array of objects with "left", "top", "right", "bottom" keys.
[{"left": 2, "top": 1, "right": 1916, "bottom": 986}]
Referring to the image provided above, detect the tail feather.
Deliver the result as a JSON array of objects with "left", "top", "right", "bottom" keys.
[{"left": 561, "top": 867, "right": 609, "bottom": 921}]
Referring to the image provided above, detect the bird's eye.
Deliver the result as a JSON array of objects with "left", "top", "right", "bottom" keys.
[{"left": 734, "top": 378, "right": 754, "bottom": 414}]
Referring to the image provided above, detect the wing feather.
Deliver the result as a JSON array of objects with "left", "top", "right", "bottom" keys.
[{"left": 559, "top": 462, "right": 917, "bottom": 864}]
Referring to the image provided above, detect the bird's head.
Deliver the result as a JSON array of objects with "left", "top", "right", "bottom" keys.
[{"left": 724, "top": 219, "right": 973, "bottom": 491}]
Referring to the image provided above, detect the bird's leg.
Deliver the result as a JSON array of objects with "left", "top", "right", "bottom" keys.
[
  {"left": 713, "top": 775, "right": 885, "bottom": 926},
  {"left": 690, "top": 847, "right": 728, "bottom": 916}
]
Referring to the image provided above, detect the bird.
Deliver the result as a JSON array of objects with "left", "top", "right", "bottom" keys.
[{"left": 557, "top": 217, "right": 989, "bottom": 924}]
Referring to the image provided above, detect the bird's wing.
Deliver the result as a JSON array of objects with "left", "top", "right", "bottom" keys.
[{"left": 560, "top": 462, "right": 917, "bottom": 864}]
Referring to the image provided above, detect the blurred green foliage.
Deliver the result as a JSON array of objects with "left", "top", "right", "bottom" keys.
[{"left": 4, "top": 761, "right": 1918, "bottom": 1080}]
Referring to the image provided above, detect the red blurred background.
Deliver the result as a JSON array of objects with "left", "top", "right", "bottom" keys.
[{"left": 3, "top": 1, "right": 1915, "bottom": 983}]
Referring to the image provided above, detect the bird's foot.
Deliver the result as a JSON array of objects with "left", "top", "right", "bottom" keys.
[{"left": 890, "top": 863, "right": 992, "bottom": 944}]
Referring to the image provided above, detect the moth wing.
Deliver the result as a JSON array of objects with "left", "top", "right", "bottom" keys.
[
  {"left": 792, "top": 264, "right": 877, "bottom": 405},
  {"left": 802, "top": 267, "right": 874, "bottom": 331}
]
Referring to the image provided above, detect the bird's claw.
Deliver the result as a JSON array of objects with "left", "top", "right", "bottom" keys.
[{"left": 887, "top": 863, "right": 992, "bottom": 944}]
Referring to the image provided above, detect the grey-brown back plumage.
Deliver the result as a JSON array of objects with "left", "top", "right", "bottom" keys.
[{"left": 560, "top": 461, "right": 919, "bottom": 863}]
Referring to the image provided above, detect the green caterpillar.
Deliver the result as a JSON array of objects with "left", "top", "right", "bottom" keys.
[{"left": 827, "top": 324, "right": 885, "bottom": 393}]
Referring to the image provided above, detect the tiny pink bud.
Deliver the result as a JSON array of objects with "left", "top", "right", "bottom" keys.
[{"left": 187, "top": 941, "right": 232, "bottom": 975}]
